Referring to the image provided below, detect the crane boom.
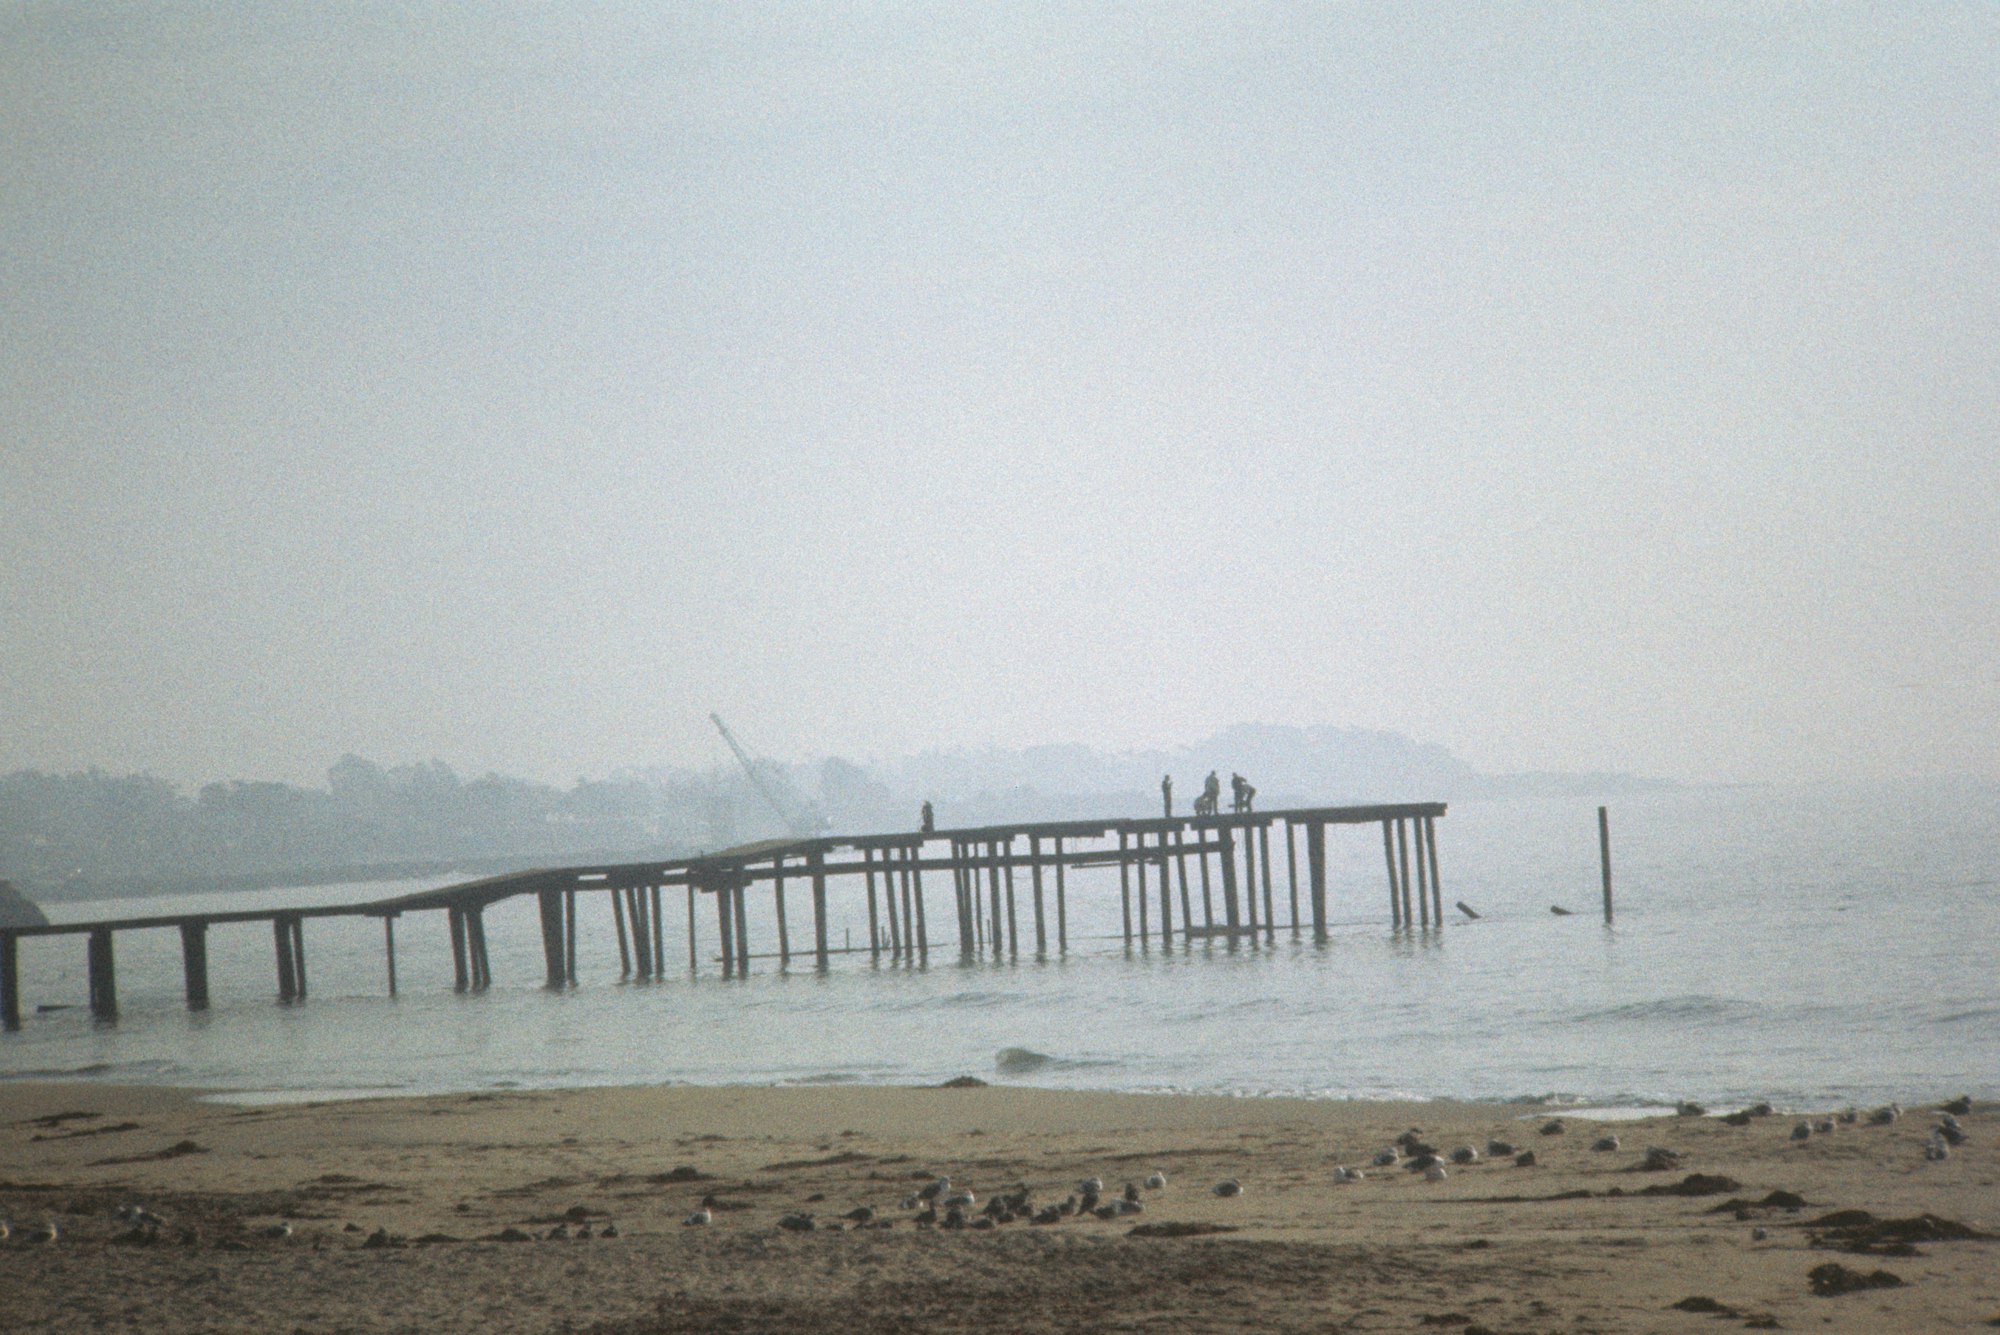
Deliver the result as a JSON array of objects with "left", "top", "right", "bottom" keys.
[{"left": 710, "top": 713, "right": 810, "bottom": 837}]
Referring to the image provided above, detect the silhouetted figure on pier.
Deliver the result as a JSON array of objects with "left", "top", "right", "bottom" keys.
[
  {"left": 920, "top": 801, "right": 935, "bottom": 834},
  {"left": 1230, "top": 773, "right": 1256, "bottom": 813},
  {"left": 1161, "top": 775, "right": 1173, "bottom": 818},
  {"left": 1195, "top": 771, "right": 1220, "bottom": 816}
]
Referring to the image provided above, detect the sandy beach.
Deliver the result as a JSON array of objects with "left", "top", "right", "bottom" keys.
[{"left": 1, "top": 1080, "right": 1993, "bottom": 1333}]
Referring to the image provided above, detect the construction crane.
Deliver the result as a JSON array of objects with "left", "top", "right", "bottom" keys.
[{"left": 710, "top": 713, "right": 814, "bottom": 838}]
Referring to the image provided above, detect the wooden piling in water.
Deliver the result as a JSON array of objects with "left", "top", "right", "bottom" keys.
[
  {"left": 1119, "top": 830, "right": 1133, "bottom": 946},
  {"left": 1381, "top": 821, "right": 1400, "bottom": 928},
  {"left": 1054, "top": 836, "right": 1067, "bottom": 952},
  {"left": 611, "top": 888, "right": 631, "bottom": 976},
  {"left": 774, "top": 857, "right": 791, "bottom": 968},
  {"left": 651, "top": 885, "right": 665, "bottom": 974},
  {"left": 538, "top": 888, "right": 566, "bottom": 989},
  {"left": 986, "top": 840, "right": 1003, "bottom": 960},
  {"left": 1219, "top": 824, "right": 1241, "bottom": 938},
  {"left": 1199, "top": 834, "right": 1214, "bottom": 933},
  {"left": 1415, "top": 819, "right": 1431, "bottom": 929},
  {"left": 1259, "top": 824, "right": 1276, "bottom": 942},
  {"left": 88, "top": 927, "right": 117, "bottom": 1019},
  {"left": 384, "top": 915, "right": 398, "bottom": 996},
  {"left": 1285, "top": 821, "right": 1300, "bottom": 936},
  {"left": 733, "top": 880, "right": 751, "bottom": 974},
  {"left": 1, "top": 932, "right": 18, "bottom": 1031},
  {"left": 1003, "top": 839, "right": 1019, "bottom": 959},
  {"left": 1397, "top": 819, "right": 1414, "bottom": 928},
  {"left": 180, "top": 921, "right": 209, "bottom": 1010},
  {"left": 1176, "top": 830, "right": 1193, "bottom": 945},
  {"left": 909, "top": 848, "right": 927, "bottom": 957},
  {"left": 632, "top": 887, "right": 655, "bottom": 978},
  {"left": 1157, "top": 832, "right": 1174, "bottom": 947},
  {"left": 1144, "top": 835, "right": 1160, "bottom": 947},
  {"left": 1242, "top": 824, "right": 1260, "bottom": 941},
  {"left": 449, "top": 908, "right": 470, "bottom": 992},
  {"left": 714, "top": 882, "right": 735, "bottom": 978},
  {"left": 566, "top": 889, "right": 578, "bottom": 984},
  {"left": 685, "top": 885, "right": 696, "bottom": 974},
  {"left": 811, "top": 849, "right": 830, "bottom": 971},
  {"left": 951, "top": 841, "right": 969, "bottom": 958},
  {"left": 1030, "top": 834, "right": 1047, "bottom": 956},
  {"left": 864, "top": 849, "right": 881, "bottom": 962},
  {"left": 291, "top": 916, "right": 309, "bottom": 999},
  {"left": 274, "top": 917, "right": 299, "bottom": 1002},
  {"left": 1599, "top": 806, "right": 1613, "bottom": 923},
  {"left": 887, "top": 848, "right": 906, "bottom": 958},
  {"left": 1307, "top": 821, "right": 1328, "bottom": 943},
  {"left": 467, "top": 909, "right": 490, "bottom": 990},
  {"left": 1426, "top": 816, "right": 1443, "bottom": 925}
]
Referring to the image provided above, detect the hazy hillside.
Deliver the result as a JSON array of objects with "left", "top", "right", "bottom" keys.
[{"left": 2, "top": 727, "right": 1666, "bottom": 902}]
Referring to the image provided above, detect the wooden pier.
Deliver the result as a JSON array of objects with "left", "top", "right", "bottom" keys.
[{"left": 0, "top": 802, "right": 1445, "bottom": 1031}]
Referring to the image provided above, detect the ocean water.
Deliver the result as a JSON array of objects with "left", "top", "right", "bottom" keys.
[{"left": 3, "top": 780, "right": 1994, "bottom": 1111}]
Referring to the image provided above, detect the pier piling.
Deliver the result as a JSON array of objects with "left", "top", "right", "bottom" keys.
[
  {"left": 1599, "top": 806, "right": 1614, "bottom": 923},
  {"left": 384, "top": 915, "right": 399, "bottom": 996},
  {"left": 274, "top": 917, "right": 299, "bottom": 1002},
  {"left": 1307, "top": 821, "right": 1328, "bottom": 942},
  {"left": 2, "top": 801, "right": 1449, "bottom": 1028},
  {"left": 774, "top": 858, "right": 792, "bottom": 968},
  {"left": 180, "top": 921, "right": 209, "bottom": 1010},
  {"left": 538, "top": 888, "right": 566, "bottom": 989},
  {"left": 87, "top": 927, "right": 117, "bottom": 1019},
  {"left": 1, "top": 932, "right": 19, "bottom": 1031}
]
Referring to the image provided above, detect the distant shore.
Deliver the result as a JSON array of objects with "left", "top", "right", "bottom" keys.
[{"left": 1, "top": 1079, "right": 1990, "bottom": 1333}]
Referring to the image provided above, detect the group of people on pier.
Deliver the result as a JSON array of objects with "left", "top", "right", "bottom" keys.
[{"left": 1167, "top": 771, "right": 1255, "bottom": 818}]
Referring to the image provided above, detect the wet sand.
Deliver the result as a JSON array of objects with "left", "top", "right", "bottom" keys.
[{"left": 1, "top": 1081, "right": 1994, "bottom": 1333}]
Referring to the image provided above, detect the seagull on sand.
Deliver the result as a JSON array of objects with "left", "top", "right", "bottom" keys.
[
  {"left": 0, "top": 1220, "right": 9, "bottom": 1242},
  {"left": 1078, "top": 1176, "right": 1104, "bottom": 1196},
  {"left": 683, "top": 1207, "right": 712, "bottom": 1226},
  {"left": 1790, "top": 1122, "right": 1812, "bottom": 1142},
  {"left": 1424, "top": 1163, "right": 1448, "bottom": 1182},
  {"left": 918, "top": 1176, "right": 950, "bottom": 1203},
  {"left": 1334, "top": 1166, "right": 1364, "bottom": 1184},
  {"left": 25, "top": 1219, "right": 59, "bottom": 1245},
  {"left": 1144, "top": 1171, "right": 1167, "bottom": 1190},
  {"left": 1372, "top": 1147, "right": 1400, "bottom": 1167},
  {"left": 261, "top": 1221, "right": 294, "bottom": 1240},
  {"left": 1211, "top": 1179, "right": 1243, "bottom": 1198}
]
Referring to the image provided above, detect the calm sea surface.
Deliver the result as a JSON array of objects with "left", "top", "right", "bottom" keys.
[{"left": 4, "top": 781, "right": 1994, "bottom": 1111}]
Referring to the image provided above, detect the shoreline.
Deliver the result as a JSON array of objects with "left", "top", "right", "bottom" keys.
[{"left": 3, "top": 1078, "right": 1993, "bottom": 1332}]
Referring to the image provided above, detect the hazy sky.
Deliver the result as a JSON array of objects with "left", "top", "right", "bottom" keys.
[{"left": 4, "top": 3, "right": 1995, "bottom": 788}]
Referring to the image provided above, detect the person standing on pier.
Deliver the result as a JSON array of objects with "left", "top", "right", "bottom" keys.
[
  {"left": 1230, "top": 773, "right": 1256, "bottom": 813},
  {"left": 920, "top": 801, "right": 935, "bottom": 833},
  {"left": 1161, "top": 775, "right": 1173, "bottom": 818},
  {"left": 1197, "top": 771, "right": 1221, "bottom": 816}
]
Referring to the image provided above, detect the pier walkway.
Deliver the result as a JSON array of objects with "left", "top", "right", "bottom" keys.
[{"left": 1, "top": 802, "right": 1446, "bottom": 1030}]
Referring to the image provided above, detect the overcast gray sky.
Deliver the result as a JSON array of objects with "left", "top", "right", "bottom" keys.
[{"left": 3, "top": 3, "right": 1995, "bottom": 788}]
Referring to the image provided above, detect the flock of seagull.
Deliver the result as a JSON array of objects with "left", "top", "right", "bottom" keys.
[{"left": 0, "top": 1098, "right": 1970, "bottom": 1250}]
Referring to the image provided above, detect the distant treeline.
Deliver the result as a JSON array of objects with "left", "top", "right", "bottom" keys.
[
  {"left": 1, "top": 726, "right": 1669, "bottom": 902},
  {"left": 0, "top": 756, "right": 823, "bottom": 902}
]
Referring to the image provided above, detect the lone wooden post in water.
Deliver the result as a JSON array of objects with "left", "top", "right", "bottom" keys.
[
  {"left": 274, "top": 917, "right": 299, "bottom": 1002},
  {"left": 180, "top": 921, "right": 210, "bottom": 1010},
  {"left": 88, "top": 928, "right": 117, "bottom": 1019},
  {"left": 1599, "top": 805, "right": 1614, "bottom": 923},
  {"left": 2, "top": 931, "right": 22, "bottom": 1031}
]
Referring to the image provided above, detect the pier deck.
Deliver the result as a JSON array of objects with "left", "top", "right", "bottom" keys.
[{"left": 1, "top": 802, "right": 1446, "bottom": 1030}]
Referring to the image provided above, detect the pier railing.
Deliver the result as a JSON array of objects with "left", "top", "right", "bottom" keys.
[{"left": 1, "top": 802, "right": 1446, "bottom": 1030}]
